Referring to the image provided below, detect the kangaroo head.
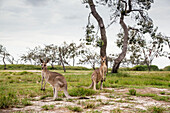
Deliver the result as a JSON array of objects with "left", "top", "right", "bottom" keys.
[
  {"left": 40, "top": 59, "right": 50, "bottom": 70},
  {"left": 101, "top": 56, "right": 106, "bottom": 64}
]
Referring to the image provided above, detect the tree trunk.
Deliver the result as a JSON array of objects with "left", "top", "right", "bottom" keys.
[
  {"left": 88, "top": 0, "right": 107, "bottom": 57},
  {"left": 3, "top": 53, "right": 6, "bottom": 70},
  {"left": 73, "top": 57, "right": 75, "bottom": 66},
  {"left": 51, "top": 62, "right": 54, "bottom": 69},
  {"left": 92, "top": 63, "right": 95, "bottom": 70},
  {"left": 111, "top": 15, "right": 128, "bottom": 73},
  {"left": 59, "top": 48, "right": 66, "bottom": 72}
]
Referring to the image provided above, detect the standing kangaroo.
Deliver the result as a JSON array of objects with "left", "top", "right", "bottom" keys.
[
  {"left": 89, "top": 56, "right": 107, "bottom": 90},
  {"left": 40, "top": 59, "right": 71, "bottom": 100}
]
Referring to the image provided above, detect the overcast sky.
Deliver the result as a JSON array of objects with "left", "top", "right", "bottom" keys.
[{"left": 0, "top": 0, "right": 170, "bottom": 68}]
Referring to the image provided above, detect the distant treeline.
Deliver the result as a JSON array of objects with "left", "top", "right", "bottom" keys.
[
  {"left": 118, "top": 65, "right": 170, "bottom": 71},
  {"left": 0, "top": 64, "right": 169, "bottom": 71},
  {"left": 0, "top": 64, "right": 90, "bottom": 70}
]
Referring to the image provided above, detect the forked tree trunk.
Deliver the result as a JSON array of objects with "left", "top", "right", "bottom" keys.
[
  {"left": 111, "top": 15, "right": 128, "bottom": 73},
  {"left": 88, "top": 0, "right": 107, "bottom": 57}
]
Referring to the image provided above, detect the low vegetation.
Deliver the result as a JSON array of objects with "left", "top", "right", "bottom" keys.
[{"left": 0, "top": 70, "right": 169, "bottom": 111}]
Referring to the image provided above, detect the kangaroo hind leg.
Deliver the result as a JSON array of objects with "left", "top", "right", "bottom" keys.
[{"left": 63, "top": 84, "right": 71, "bottom": 98}]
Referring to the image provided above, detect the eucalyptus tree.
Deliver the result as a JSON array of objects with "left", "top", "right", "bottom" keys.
[
  {"left": 20, "top": 44, "right": 59, "bottom": 67},
  {"left": 0, "top": 45, "right": 11, "bottom": 69},
  {"left": 117, "top": 26, "right": 170, "bottom": 71},
  {"left": 83, "top": 0, "right": 154, "bottom": 73},
  {"left": 83, "top": 0, "right": 107, "bottom": 58},
  {"left": 78, "top": 47, "right": 100, "bottom": 70},
  {"left": 67, "top": 42, "right": 83, "bottom": 66},
  {"left": 58, "top": 42, "right": 70, "bottom": 72}
]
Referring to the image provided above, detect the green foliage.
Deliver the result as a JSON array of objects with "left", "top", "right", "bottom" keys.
[
  {"left": 152, "top": 95, "right": 170, "bottom": 102},
  {"left": 66, "top": 105, "right": 83, "bottom": 112},
  {"left": 159, "top": 91, "right": 165, "bottom": 95},
  {"left": 163, "top": 65, "right": 170, "bottom": 71},
  {"left": 0, "top": 64, "right": 41, "bottom": 70},
  {"left": 131, "top": 65, "right": 159, "bottom": 71},
  {"left": 69, "top": 87, "right": 97, "bottom": 96},
  {"left": 41, "top": 105, "right": 54, "bottom": 110},
  {"left": 0, "top": 70, "right": 170, "bottom": 111},
  {"left": 84, "top": 103, "right": 96, "bottom": 109},
  {"left": 0, "top": 64, "right": 89, "bottom": 70},
  {"left": 129, "top": 89, "right": 136, "bottom": 96},
  {"left": 147, "top": 106, "right": 166, "bottom": 113},
  {"left": 118, "top": 67, "right": 131, "bottom": 71},
  {"left": 21, "top": 98, "right": 32, "bottom": 106},
  {"left": 0, "top": 91, "right": 19, "bottom": 108}
]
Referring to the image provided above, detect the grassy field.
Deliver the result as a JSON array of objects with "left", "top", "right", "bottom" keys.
[{"left": 0, "top": 70, "right": 169, "bottom": 112}]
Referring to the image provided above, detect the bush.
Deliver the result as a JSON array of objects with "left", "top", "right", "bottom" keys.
[
  {"left": 163, "top": 66, "right": 170, "bottom": 71},
  {"left": 69, "top": 87, "right": 97, "bottom": 96},
  {"left": 129, "top": 89, "right": 136, "bottom": 96},
  {"left": 147, "top": 106, "right": 166, "bottom": 113},
  {"left": 0, "top": 92, "right": 19, "bottom": 108},
  {"left": 66, "top": 106, "right": 83, "bottom": 112},
  {"left": 41, "top": 105, "right": 54, "bottom": 110},
  {"left": 131, "top": 65, "right": 159, "bottom": 71}
]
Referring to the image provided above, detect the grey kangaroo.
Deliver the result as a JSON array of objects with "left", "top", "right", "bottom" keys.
[
  {"left": 40, "top": 59, "right": 71, "bottom": 100},
  {"left": 89, "top": 56, "right": 107, "bottom": 90}
]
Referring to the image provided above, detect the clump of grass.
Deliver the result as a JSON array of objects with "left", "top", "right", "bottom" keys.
[
  {"left": 100, "top": 89, "right": 114, "bottom": 93},
  {"left": 54, "top": 98, "right": 63, "bottom": 101},
  {"left": 136, "top": 93, "right": 156, "bottom": 97},
  {"left": 152, "top": 95, "right": 170, "bottom": 102},
  {"left": 41, "top": 105, "right": 55, "bottom": 110},
  {"left": 69, "top": 87, "right": 97, "bottom": 96},
  {"left": 129, "top": 89, "right": 136, "bottom": 96},
  {"left": 0, "top": 92, "right": 19, "bottom": 108},
  {"left": 21, "top": 98, "right": 32, "bottom": 106},
  {"left": 84, "top": 103, "right": 96, "bottom": 109},
  {"left": 66, "top": 98, "right": 74, "bottom": 102},
  {"left": 159, "top": 91, "right": 165, "bottom": 95},
  {"left": 147, "top": 106, "right": 166, "bottom": 113},
  {"left": 66, "top": 105, "right": 83, "bottom": 112},
  {"left": 13, "top": 71, "right": 33, "bottom": 75},
  {"left": 110, "top": 108, "right": 122, "bottom": 113}
]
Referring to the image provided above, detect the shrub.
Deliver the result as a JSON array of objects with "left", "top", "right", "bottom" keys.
[
  {"left": 69, "top": 87, "right": 97, "bottom": 96},
  {"left": 163, "top": 65, "right": 170, "bottom": 71},
  {"left": 0, "top": 92, "right": 19, "bottom": 108},
  {"left": 41, "top": 105, "right": 54, "bottom": 110},
  {"left": 147, "top": 106, "right": 166, "bottom": 113},
  {"left": 131, "top": 65, "right": 159, "bottom": 71},
  {"left": 66, "top": 106, "right": 83, "bottom": 112},
  {"left": 129, "top": 89, "right": 136, "bottom": 96}
]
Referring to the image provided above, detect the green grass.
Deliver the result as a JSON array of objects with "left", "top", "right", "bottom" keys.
[
  {"left": 147, "top": 106, "right": 166, "bottom": 113},
  {"left": 66, "top": 105, "right": 83, "bottom": 112},
  {"left": 41, "top": 105, "right": 55, "bottom": 110},
  {"left": 129, "top": 89, "right": 136, "bottom": 96},
  {"left": 0, "top": 70, "right": 170, "bottom": 109}
]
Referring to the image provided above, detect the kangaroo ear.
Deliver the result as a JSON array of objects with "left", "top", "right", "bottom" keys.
[
  {"left": 46, "top": 59, "right": 50, "bottom": 63},
  {"left": 104, "top": 56, "right": 106, "bottom": 59},
  {"left": 40, "top": 59, "right": 44, "bottom": 63},
  {"left": 100, "top": 56, "right": 103, "bottom": 59}
]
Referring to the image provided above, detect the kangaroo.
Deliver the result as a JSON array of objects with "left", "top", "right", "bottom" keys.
[
  {"left": 40, "top": 59, "right": 71, "bottom": 100},
  {"left": 89, "top": 56, "right": 107, "bottom": 90}
]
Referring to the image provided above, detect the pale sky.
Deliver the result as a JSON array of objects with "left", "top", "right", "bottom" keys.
[{"left": 0, "top": 0, "right": 170, "bottom": 69}]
